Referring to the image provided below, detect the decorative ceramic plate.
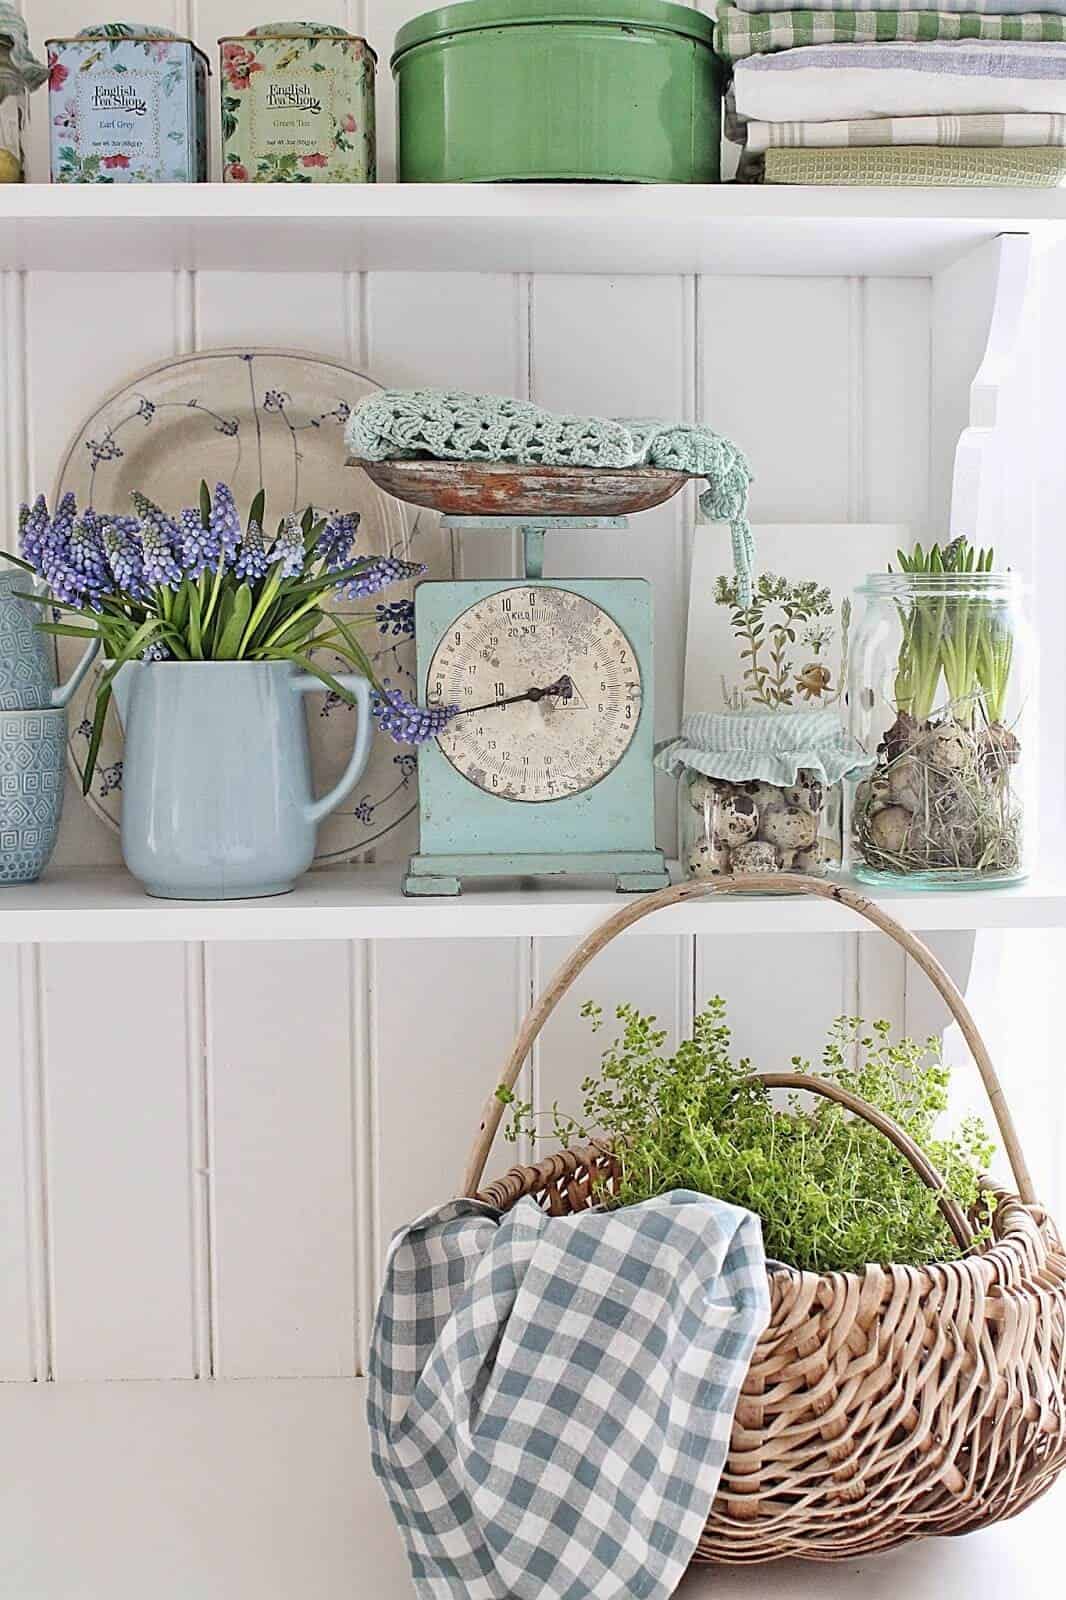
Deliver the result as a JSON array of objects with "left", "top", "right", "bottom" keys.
[
  {"left": 53, "top": 349, "right": 453, "bottom": 864},
  {"left": 354, "top": 459, "right": 694, "bottom": 518}
]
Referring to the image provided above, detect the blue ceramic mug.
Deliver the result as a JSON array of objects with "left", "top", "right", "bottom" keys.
[
  {"left": 0, "top": 707, "right": 66, "bottom": 884},
  {"left": 0, "top": 571, "right": 99, "bottom": 710}
]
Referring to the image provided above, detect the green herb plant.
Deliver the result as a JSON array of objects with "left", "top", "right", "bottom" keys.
[{"left": 499, "top": 999, "right": 994, "bottom": 1274}]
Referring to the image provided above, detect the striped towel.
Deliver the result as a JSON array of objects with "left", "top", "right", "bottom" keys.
[
  {"left": 733, "top": 41, "right": 1066, "bottom": 122},
  {"left": 733, "top": 0, "right": 1066, "bottom": 12},
  {"left": 745, "top": 110, "right": 1066, "bottom": 148},
  {"left": 715, "top": 4, "right": 1066, "bottom": 63},
  {"left": 762, "top": 143, "right": 1066, "bottom": 181}
]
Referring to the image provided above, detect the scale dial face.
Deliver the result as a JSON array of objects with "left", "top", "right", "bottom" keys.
[{"left": 428, "top": 586, "right": 643, "bottom": 802}]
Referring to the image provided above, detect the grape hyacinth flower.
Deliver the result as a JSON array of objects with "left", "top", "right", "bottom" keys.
[
  {"left": 210, "top": 483, "right": 242, "bottom": 568},
  {"left": 317, "top": 511, "right": 360, "bottom": 572},
  {"left": 179, "top": 505, "right": 216, "bottom": 579},
  {"left": 272, "top": 515, "right": 305, "bottom": 580},
  {"left": 235, "top": 520, "right": 271, "bottom": 584},
  {"left": 131, "top": 491, "right": 181, "bottom": 552},
  {"left": 372, "top": 683, "right": 459, "bottom": 745},
  {"left": 337, "top": 555, "right": 425, "bottom": 600},
  {"left": 141, "top": 514, "right": 184, "bottom": 592},
  {"left": 103, "top": 522, "right": 148, "bottom": 601}
]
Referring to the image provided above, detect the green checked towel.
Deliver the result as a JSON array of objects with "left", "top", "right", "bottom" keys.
[
  {"left": 347, "top": 389, "right": 756, "bottom": 605},
  {"left": 714, "top": 3, "right": 1066, "bottom": 62},
  {"left": 368, "top": 1191, "right": 770, "bottom": 1600},
  {"left": 763, "top": 143, "right": 1066, "bottom": 183}
]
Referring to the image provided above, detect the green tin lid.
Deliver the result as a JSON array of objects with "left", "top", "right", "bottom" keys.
[{"left": 393, "top": 0, "right": 714, "bottom": 62}]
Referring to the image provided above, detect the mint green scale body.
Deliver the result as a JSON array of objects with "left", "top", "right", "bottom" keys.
[{"left": 403, "top": 519, "right": 668, "bottom": 897}]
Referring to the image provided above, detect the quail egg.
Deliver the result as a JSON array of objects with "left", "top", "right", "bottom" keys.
[
  {"left": 758, "top": 805, "right": 818, "bottom": 868},
  {"left": 867, "top": 804, "right": 913, "bottom": 856},
  {"left": 730, "top": 840, "right": 779, "bottom": 875},
  {"left": 716, "top": 791, "right": 760, "bottom": 848},
  {"left": 887, "top": 756, "right": 923, "bottom": 812},
  {"left": 685, "top": 838, "right": 730, "bottom": 880},
  {"left": 783, "top": 773, "right": 825, "bottom": 814}
]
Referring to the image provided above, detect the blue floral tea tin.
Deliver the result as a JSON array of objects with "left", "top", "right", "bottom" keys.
[{"left": 47, "top": 22, "right": 209, "bottom": 183}]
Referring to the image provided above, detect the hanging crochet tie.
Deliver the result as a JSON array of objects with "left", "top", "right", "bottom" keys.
[{"left": 346, "top": 390, "right": 756, "bottom": 606}]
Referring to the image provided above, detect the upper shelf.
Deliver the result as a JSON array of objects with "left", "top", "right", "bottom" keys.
[
  {"left": 2, "top": 864, "right": 1064, "bottom": 942},
  {"left": 3, "top": 184, "right": 1066, "bottom": 277}
]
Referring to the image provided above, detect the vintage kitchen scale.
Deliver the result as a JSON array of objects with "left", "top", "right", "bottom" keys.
[
  {"left": 353, "top": 458, "right": 696, "bottom": 897},
  {"left": 403, "top": 513, "right": 669, "bottom": 896}
]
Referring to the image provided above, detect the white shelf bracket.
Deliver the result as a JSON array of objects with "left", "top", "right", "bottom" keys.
[{"left": 948, "top": 232, "right": 1034, "bottom": 546}]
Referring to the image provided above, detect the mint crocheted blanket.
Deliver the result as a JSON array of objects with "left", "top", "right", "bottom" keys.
[{"left": 346, "top": 390, "right": 756, "bottom": 604}]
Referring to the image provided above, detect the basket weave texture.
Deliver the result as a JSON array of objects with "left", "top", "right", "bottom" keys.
[{"left": 466, "top": 877, "right": 1066, "bottom": 1563}]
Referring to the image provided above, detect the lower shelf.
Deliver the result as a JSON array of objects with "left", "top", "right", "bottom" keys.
[
  {"left": 1, "top": 1377, "right": 1061, "bottom": 1600},
  {"left": 0, "top": 863, "right": 1063, "bottom": 941}
]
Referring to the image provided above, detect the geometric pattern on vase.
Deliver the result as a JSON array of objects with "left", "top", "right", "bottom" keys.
[
  {"left": 0, "top": 710, "right": 65, "bottom": 882},
  {"left": 0, "top": 576, "right": 57, "bottom": 711}
]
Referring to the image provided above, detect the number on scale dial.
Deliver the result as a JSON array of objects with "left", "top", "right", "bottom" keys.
[{"left": 428, "top": 586, "right": 642, "bottom": 802}]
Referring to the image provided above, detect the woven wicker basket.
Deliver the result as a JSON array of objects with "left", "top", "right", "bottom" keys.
[{"left": 462, "top": 876, "right": 1066, "bottom": 1564}]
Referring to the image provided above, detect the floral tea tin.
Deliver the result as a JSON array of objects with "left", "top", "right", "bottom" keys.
[
  {"left": 46, "top": 23, "right": 208, "bottom": 184},
  {"left": 220, "top": 21, "right": 376, "bottom": 183}
]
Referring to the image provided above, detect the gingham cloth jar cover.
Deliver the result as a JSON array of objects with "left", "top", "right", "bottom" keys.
[{"left": 655, "top": 708, "right": 874, "bottom": 788}]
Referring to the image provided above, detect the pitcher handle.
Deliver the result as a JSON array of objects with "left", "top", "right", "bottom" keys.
[
  {"left": 292, "top": 673, "right": 374, "bottom": 827},
  {"left": 51, "top": 635, "right": 101, "bottom": 709}
]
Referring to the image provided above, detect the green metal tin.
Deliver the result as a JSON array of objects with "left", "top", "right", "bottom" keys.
[{"left": 392, "top": 0, "right": 721, "bottom": 184}]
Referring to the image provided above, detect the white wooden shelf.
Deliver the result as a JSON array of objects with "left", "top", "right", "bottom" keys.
[
  {"left": 2, "top": 863, "right": 1064, "bottom": 942},
  {"left": 3, "top": 183, "right": 1066, "bottom": 276}
]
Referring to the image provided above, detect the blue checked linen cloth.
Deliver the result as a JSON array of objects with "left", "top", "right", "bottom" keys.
[{"left": 368, "top": 1191, "right": 770, "bottom": 1600}]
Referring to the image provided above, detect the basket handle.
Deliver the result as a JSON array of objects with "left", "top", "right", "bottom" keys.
[{"left": 460, "top": 874, "right": 1036, "bottom": 1208}]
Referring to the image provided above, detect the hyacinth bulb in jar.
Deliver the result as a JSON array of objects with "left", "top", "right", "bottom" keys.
[{"left": 848, "top": 543, "right": 1034, "bottom": 888}]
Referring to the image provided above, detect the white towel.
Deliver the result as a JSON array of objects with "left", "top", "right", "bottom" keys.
[{"left": 733, "top": 40, "right": 1066, "bottom": 123}]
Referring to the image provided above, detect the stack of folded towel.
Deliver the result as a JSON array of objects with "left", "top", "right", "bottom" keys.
[{"left": 717, "top": 2, "right": 1066, "bottom": 185}]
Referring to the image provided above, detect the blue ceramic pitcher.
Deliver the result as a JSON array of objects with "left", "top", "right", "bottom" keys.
[
  {"left": 120, "top": 661, "right": 374, "bottom": 900},
  {"left": 0, "top": 571, "right": 99, "bottom": 709}
]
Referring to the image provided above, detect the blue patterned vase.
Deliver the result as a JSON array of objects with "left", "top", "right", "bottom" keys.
[
  {"left": 0, "top": 571, "right": 99, "bottom": 710},
  {"left": 0, "top": 708, "right": 65, "bottom": 883}
]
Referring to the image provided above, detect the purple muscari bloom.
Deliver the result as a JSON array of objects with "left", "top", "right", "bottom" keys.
[
  {"left": 272, "top": 514, "right": 305, "bottom": 580},
  {"left": 235, "top": 520, "right": 270, "bottom": 584},
  {"left": 210, "top": 483, "right": 241, "bottom": 568},
  {"left": 317, "top": 511, "right": 360, "bottom": 573},
  {"left": 142, "top": 641, "right": 171, "bottom": 663},
  {"left": 103, "top": 522, "right": 148, "bottom": 600},
  {"left": 375, "top": 600, "right": 415, "bottom": 637},
  {"left": 141, "top": 517, "right": 183, "bottom": 591},
  {"left": 179, "top": 505, "right": 216, "bottom": 579},
  {"left": 19, "top": 494, "right": 51, "bottom": 568},
  {"left": 337, "top": 556, "right": 425, "bottom": 600},
  {"left": 64, "top": 517, "right": 114, "bottom": 609},
  {"left": 131, "top": 491, "right": 181, "bottom": 551},
  {"left": 372, "top": 683, "right": 459, "bottom": 745}
]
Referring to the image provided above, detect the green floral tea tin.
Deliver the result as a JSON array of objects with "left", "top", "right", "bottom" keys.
[{"left": 219, "top": 21, "right": 376, "bottom": 183}]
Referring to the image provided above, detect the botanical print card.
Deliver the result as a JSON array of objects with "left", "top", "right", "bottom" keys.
[{"left": 683, "top": 524, "right": 911, "bottom": 716}]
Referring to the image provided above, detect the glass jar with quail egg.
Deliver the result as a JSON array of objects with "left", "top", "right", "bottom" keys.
[
  {"left": 655, "top": 711, "right": 873, "bottom": 885},
  {"left": 849, "top": 547, "right": 1034, "bottom": 888}
]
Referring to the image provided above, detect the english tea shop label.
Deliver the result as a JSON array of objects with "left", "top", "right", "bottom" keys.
[
  {"left": 248, "top": 68, "right": 336, "bottom": 160},
  {"left": 76, "top": 69, "right": 162, "bottom": 166},
  {"left": 91, "top": 82, "right": 149, "bottom": 117}
]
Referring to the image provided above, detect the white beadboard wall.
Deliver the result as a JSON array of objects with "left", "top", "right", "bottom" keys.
[{"left": 0, "top": 0, "right": 1061, "bottom": 1405}]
